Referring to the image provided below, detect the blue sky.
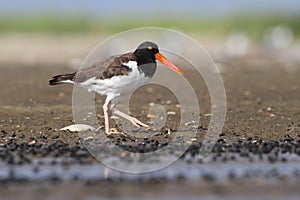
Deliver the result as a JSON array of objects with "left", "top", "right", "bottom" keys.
[{"left": 1, "top": 0, "right": 300, "bottom": 18}]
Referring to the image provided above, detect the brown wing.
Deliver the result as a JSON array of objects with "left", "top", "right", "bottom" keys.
[
  {"left": 75, "top": 52, "right": 137, "bottom": 82},
  {"left": 49, "top": 52, "right": 138, "bottom": 85}
]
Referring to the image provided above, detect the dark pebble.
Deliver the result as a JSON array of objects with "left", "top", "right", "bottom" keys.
[
  {"left": 19, "top": 134, "right": 26, "bottom": 139},
  {"left": 1, "top": 130, "right": 8, "bottom": 136},
  {"left": 198, "top": 125, "right": 208, "bottom": 130},
  {"left": 40, "top": 135, "right": 48, "bottom": 140},
  {"left": 52, "top": 135, "right": 59, "bottom": 139}
]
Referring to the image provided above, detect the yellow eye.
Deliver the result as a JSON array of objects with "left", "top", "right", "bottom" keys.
[{"left": 147, "top": 45, "right": 153, "bottom": 50}]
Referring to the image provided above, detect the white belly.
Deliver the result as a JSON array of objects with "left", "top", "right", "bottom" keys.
[{"left": 79, "top": 61, "right": 149, "bottom": 99}]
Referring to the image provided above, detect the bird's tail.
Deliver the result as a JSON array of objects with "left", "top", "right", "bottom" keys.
[{"left": 49, "top": 72, "right": 76, "bottom": 85}]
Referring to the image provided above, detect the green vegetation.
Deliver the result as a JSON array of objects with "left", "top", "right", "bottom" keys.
[{"left": 1, "top": 14, "right": 300, "bottom": 39}]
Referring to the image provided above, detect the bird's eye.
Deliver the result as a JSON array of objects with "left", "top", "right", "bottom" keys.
[{"left": 147, "top": 45, "right": 153, "bottom": 50}]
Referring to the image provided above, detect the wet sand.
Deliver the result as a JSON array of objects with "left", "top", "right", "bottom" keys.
[{"left": 1, "top": 57, "right": 299, "bottom": 141}]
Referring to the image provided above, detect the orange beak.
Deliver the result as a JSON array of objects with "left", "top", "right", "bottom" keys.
[{"left": 155, "top": 52, "right": 183, "bottom": 75}]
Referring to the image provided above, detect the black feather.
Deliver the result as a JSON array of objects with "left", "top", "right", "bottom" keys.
[{"left": 49, "top": 72, "right": 76, "bottom": 85}]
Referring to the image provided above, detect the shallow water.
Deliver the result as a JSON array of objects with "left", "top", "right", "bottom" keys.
[
  {"left": 1, "top": 153, "right": 300, "bottom": 184},
  {"left": 1, "top": 154, "right": 300, "bottom": 200}
]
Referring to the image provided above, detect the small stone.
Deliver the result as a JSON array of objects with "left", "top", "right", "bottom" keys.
[
  {"left": 167, "top": 129, "right": 171, "bottom": 135},
  {"left": 28, "top": 140, "right": 36, "bottom": 145},
  {"left": 1, "top": 130, "right": 8, "bottom": 136},
  {"left": 83, "top": 136, "right": 93, "bottom": 141},
  {"left": 147, "top": 114, "right": 155, "bottom": 118},
  {"left": 185, "top": 121, "right": 196, "bottom": 126},
  {"left": 149, "top": 102, "right": 155, "bottom": 107},
  {"left": 167, "top": 111, "right": 176, "bottom": 115},
  {"left": 166, "top": 100, "right": 172, "bottom": 105}
]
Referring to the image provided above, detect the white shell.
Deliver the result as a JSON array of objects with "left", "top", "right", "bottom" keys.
[{"left": 60, "top": 124, "right": 95, "bottom": 132}]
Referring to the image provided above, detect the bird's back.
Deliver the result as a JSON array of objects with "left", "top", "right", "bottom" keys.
[{"left": 49, "top": 53, "right": 137, "bottom": 85}]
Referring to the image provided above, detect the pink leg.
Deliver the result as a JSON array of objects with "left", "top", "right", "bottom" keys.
[
  {"left": 103, "top": 101, "right": 110, "bottom": 135},
  {"left": 112, "top": 108, "right": 149, "bottom": 128}
]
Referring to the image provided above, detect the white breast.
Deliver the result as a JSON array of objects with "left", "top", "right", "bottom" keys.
[{"left": 79, "top": 61, "right": 150, "bottom": 99}]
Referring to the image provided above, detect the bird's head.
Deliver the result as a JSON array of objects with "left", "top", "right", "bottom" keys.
[{"left": 134, "top": 41, "right": 183, "bottom": 75}]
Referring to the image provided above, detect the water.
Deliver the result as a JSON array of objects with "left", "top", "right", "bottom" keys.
[{"left": 1, "top": 153, "right": 300, "bottom": 184}]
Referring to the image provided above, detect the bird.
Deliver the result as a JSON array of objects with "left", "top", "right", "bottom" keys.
[{"left": 49, "top": 41, "right": 183, "bottom": 135}]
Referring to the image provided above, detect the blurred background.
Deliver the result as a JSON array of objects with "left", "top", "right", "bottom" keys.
[
  {"left": 1, "top": 0, "right": 300, "bottom": 66},
  {"left": 1, "top": 1, "right": 300, "bottom": 200}
]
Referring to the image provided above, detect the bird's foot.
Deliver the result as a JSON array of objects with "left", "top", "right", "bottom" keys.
[
  {"left": 95, "top": 125, "right": 111, "bottom": 135},
  {"left": 95, "top": 126, "right": 104, "bottom": 132},
  {"left": 105, "top": 128, "right": 111, "bottom": 135},
  {"left": 129, "top": 117, "right": 149, "bottom": 128}
]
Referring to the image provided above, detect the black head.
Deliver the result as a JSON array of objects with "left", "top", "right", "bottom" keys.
[
  {"left": 133, "top": 41, "right": 184, "bottom": 76},
  {"left": 134, "top": 41, "right": 159, "bottom": 64}
]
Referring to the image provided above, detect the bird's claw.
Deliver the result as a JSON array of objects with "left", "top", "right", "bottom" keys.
[{"left": 130, "top": 117, "right": 149, "bottom": 128}]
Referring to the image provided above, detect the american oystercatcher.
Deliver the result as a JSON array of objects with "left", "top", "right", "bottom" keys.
[{"left": 49, "top": 41, "right": 183, "bottom": 134}]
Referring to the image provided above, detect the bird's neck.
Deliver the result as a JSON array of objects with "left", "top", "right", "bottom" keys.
[{"left": 137, "top": 61, "right": 157, "bottom": 78}]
